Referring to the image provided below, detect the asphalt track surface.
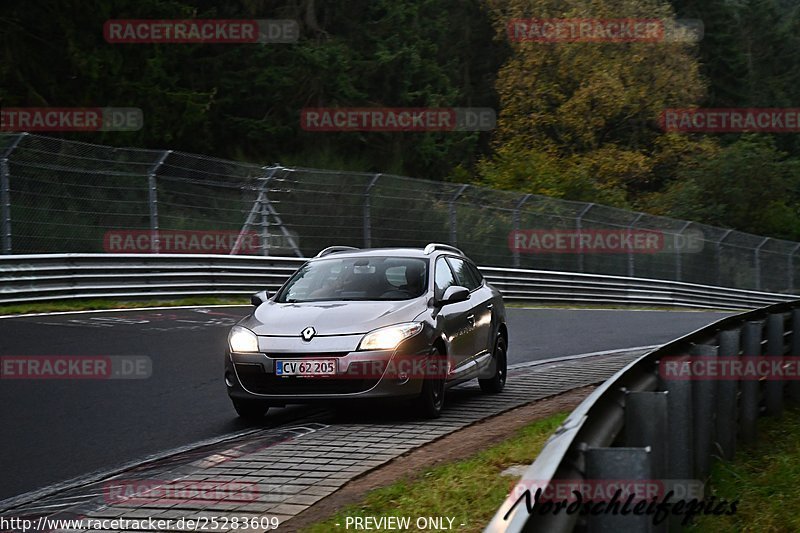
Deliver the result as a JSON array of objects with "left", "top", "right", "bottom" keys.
[{"left": 0, "top": 306, "right": 732, "bottom": 501}]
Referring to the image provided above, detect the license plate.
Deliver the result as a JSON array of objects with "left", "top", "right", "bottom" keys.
[{"left": 276, "top": 359, "right": 337, "bottom": 377}]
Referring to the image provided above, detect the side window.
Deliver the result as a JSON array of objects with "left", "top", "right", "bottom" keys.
[
  {"left": 467, "top": 261, "right": 484, "bottom": 285},
  {"left": 434, "top": 257, "right": 456, "bottom": 300},
  {"left": 447, "top": 257, "right": 480, "bottom": 291}
]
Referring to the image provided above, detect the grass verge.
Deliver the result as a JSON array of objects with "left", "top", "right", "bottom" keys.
[
  {"left": 0, "top": 297, "right": 249, "bottom": 316},
  {"left": 691, "top": 406, "right": 800, "bottom": 532},
  {"left": 302, "top": 412, "right": 567, "bottom": 533}
]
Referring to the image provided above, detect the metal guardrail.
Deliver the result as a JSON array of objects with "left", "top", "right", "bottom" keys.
[
  {"left": 485, "top": 299, "right": 800, "bottom": 532},
  {"left": 0, "top": 254, "right": 796, "bottom": 309}
]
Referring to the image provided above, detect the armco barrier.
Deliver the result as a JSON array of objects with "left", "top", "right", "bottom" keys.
[
  {"left": 485, "top": 299, "right": 800, "bottom": 532},
  {"left": 0, "top": 254, "right": 796, "bottom": 309}
]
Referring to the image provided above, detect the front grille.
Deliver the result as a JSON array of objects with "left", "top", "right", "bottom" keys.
[
  {"left": 235, "top": 363, "right": 379, "bottom": 395},
  {"left": 264, "top": 352, "right": 350, "bottom": 359}
]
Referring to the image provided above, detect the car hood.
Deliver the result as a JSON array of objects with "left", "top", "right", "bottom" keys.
[{"left": 245, "top": 299, "right": 425, "bottom": 336}]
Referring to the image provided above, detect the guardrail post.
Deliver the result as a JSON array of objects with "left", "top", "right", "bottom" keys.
[
  {"left": 449, "top": 184, "right": 469, "bottom": 246},
  {"left": 789, "top": 309, "right": 800, "bottom": 403},
  {"left": 661, "top": 355, "right": 694, "bottom": 480},
  {"left": 625, "top": 391, "right": 668, "bottom": 531},
  {"left": 765, "top": 313, "right": 785, "bottom": 416},
  {"left": 0, "top": 133, "right": 25, "bottom": 254},
  {"left": 511, "top": 194, "right": 531, "bottom": 268},
  {"left": 716, "top": 329, "right": 740, "bottom": 460},
  {"left": 363, "top": 173, "right": 381, "bottom": 248},
  {"left": 690, "top": 343, "right": 717, "bottom": 479},
  {"left": 585, "top": 447, "right": 653, "bottom": 532},
  {"left": 147, "top": 150, "right": 171, "bottom": 254},
  {"left": 740, "top": 321, "right": 763, "bottom": 445},
  {"left": 625, "top": 391, "right": 669, "bottom": 480}
]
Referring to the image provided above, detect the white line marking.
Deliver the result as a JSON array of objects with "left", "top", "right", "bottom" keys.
[
  {"left": 0, "top": 423, "right": 324, "bottom": 513},
  {"left": 508, "top": 345, "right": 660, "bottom": 371}
]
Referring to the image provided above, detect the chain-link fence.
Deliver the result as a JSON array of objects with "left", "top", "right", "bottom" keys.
[{"left": 1, "top": 132, "right": 799, "bottom": 293}]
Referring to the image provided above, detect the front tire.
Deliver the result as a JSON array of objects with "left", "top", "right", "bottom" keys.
[
  {"left": 232, "top": 398, "right": 269, "bottom": 420},
  {"left": 479, "top": 335, "right": 507, "bottom": 394},
  {"left": 415, "top": 347, "right": 446, "bottom": 418}
]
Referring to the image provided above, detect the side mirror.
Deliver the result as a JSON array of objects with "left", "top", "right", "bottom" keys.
[
  {"left": 439, "top": 285, "right": 470, "bottom": 306},
  {"left": 251, "top": 290, "right": 269, "bottom": 307}
]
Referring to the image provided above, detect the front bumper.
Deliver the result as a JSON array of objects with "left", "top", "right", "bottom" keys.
[{"left": 225, "top": 333, "right": 432, "bottom": 401}]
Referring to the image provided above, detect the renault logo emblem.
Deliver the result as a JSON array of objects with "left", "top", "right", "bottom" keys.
[{"left": 301, "top": 326, "right": 316, "bottom": 341}]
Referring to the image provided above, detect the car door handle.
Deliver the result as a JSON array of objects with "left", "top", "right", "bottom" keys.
[
  {"left": 467, "top": 314, "right": 475, "bottom": 325},
  {"left": 486, "top": 304, "right": 493, "bottom": 310}
]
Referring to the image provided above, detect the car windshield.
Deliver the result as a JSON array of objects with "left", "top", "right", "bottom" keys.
[{"left": 276, "top": 256, "right": 428, "bottom": 303}]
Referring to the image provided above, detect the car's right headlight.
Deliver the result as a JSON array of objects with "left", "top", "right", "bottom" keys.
[
  {"left": 229, "top": 326, "right": 259, "bottom": 353},
  {"left": 358, "top": 322, "right": 423, "bottom": 351}
]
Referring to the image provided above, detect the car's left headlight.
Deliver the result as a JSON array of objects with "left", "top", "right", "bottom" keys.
[
  {"left": 229, "top": 326, "right": 259, "bottom": 353},
  {"left": 358, "top": 322, "right": 423, "bottom": 351}
]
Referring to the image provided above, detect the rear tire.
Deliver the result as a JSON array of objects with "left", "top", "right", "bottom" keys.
[
  {"left": 232, "top": 398, "right": 269, "bottom": 420},
  {"left": 415, "top": 347, "right": 446, "bottom": 418},
  {"left": 479, "top": 335, "right": 507, "bottom": 394}
]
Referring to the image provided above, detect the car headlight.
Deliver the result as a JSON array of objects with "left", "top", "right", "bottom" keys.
[
  {"left": 229, "top": 326, "right": 259, "bottom": 353},
  {"left": 358, "top": 322, "right": 423, "bottom": 351}
]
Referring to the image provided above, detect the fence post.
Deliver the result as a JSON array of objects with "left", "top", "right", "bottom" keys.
[
  {"left": 363, "top": 173, "right": 381, "bottom": 248},
  {"left": 675, "top": 222, "right": 691, "bottom": 282},
  {"left": 790, "top": 309, "right": 800, "bottom": 403},
  {"left": 260, "top": 202, "right": 270, "bottom": 256},
  {"left": 449, "top": 184, "right": 469, "bottom": 246},
  {"left": 627, "top": 213, "right": 643, "bottom": 278},
  {"left": 789, "top": 243, "right": 800, "bottom": 293},
  {"left": 147, "top": 150, "right": 171, "bottom": 254},
  {"left": 765, "top": 313, "right": 785, "bottom": 416},
  {"left": 690, "top": 343, "right": 717, "bottom": 479},
  {"left": 0, "top": 133, "right": 25, "bottom": 254},
  {"left": 576, "top": 203, "right": 594, "bottom": 273},
  {"left": 716, "top": 329, "right": 740, "bottom": 460},
  {"left": 511, "top": 194, "right": 531, "bottom": 268},
  {"left": 754, "top": 237, "right": 769, "bottom": 290},
  {"left": 715, "top": 230, "right": 732, "bottom": 287},
  {"left": 740, "top": 321, "right": 763, "bottom": 445}
]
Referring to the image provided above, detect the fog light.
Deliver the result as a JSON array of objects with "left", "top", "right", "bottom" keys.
[{"left": 225, "top": 372, "right": 234, "bottom": 387}]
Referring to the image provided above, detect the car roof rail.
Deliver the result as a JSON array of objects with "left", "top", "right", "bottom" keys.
[
  {"left": 315, "top": 246, "right": 360, "bottom": 258},
  {"left": 423, "top": 243, "right": 464, "bottom": 256}
]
